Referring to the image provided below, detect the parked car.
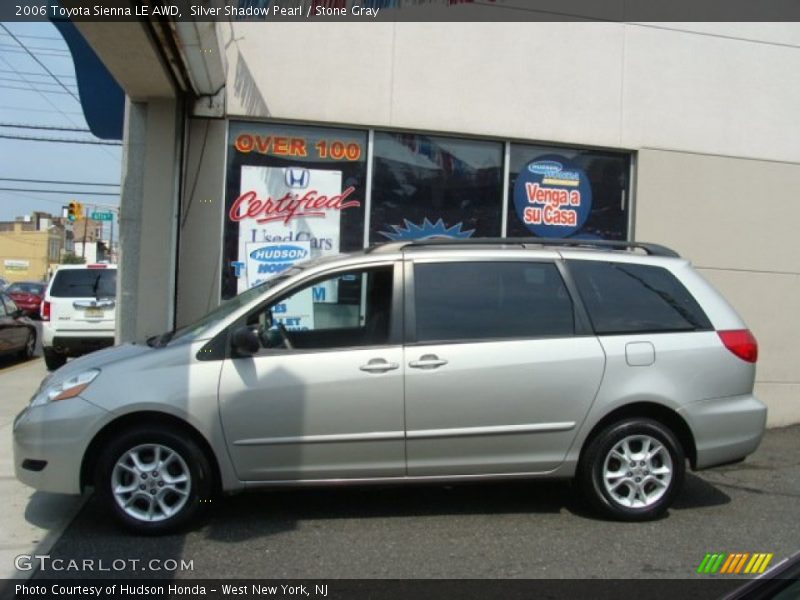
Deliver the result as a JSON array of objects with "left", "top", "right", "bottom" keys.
[
  {"left": 40, "top": 264, "right": 117, "bottom": 370},
  {"left": 5, "top": 281, "right": 46, "bottom": 318},
  {"left": 0, "top": 275, "right": 9, "bottom": 291},
  {"left": 13, "top": 239, "right": 766, "bottom": 534},
  {"left": 0, "top": 292, "right": 37, "bottom": 360}
]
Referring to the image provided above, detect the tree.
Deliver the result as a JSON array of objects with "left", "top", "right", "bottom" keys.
[{"left": 61, "top": 252, "right": 85, "bottom": 265}]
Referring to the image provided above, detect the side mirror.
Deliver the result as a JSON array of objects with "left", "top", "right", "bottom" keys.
[{"left": 231, "top": 326, "right": 260, "bottom": 356}]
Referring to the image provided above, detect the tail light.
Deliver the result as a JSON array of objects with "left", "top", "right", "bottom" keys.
[
  {"left": 41, "top": 300, "right": 50, "bottom": 321},
  {"left": 718, "top": 329, "right": 758, "bottom": 363}
]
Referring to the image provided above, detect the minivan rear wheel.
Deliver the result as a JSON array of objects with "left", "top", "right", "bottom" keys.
[
  {"left": 578, "top": 418, "right": 685, "bottom": 521},
  {"left": 95, "top": 426, "right": 212, "bottom": 534}
]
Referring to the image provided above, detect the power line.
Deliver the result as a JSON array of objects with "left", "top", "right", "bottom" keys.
[
  {"left": 0, "top": 187, "right": 119, "bottom": 197},
  {"left": 0, "top": 123, "right": 91, "bottom": 132},
  {"left": 0, "top": 32, "right": 62, "bottom": 42},
  {"left": 0, "top": 68, "right": 76, "bottom": 79},
  {"left": 0, "top": 134, "right": 121, "bottom": 146},
  {"left": 0, "top": 105, "right": 84, "bottom": 115},
  {"left": 0, "top": 75, "right": 77, "bottom": 88},
  {"left": 0, "top": 83, "right": 74, "bottom": 95},
  {"left": 0, "top": 24, "right": 80, "bottom": 102},
  {"left": 0, "top": 177, "right": 119, "bottom": 187},
  {"left": 0, "top": 43, "right": 70, "bottom": 54}
]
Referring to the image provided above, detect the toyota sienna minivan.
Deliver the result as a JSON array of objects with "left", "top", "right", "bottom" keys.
[{"left": 13, "top": 238, "right": 766, "bottom": 533}]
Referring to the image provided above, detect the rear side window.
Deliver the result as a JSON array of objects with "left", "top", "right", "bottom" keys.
[
  {"left": 568, "top": 260, "right": 712, "bottom": 334},
  {"left": 414, "top": 262, "right": 574, "bottom": 343},
  {"left": 50, "top": 269, "right": 117, "bottom": 298}
]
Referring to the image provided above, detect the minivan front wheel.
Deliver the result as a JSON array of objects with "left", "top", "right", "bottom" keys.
[
  {"left": 95, "top": 427, "right": 212, "bottom": 534},
  {"left": 579, "top": 418, "right": 685, "bottom": 521}
]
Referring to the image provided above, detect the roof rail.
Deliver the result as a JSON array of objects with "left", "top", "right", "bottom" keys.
[{"left": 366, "top": 237, "right": 680, "bottom": 258}]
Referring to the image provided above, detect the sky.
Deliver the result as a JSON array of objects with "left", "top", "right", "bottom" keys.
[{"left": 0, "top": 21, "right": 121, "bottom": 237}]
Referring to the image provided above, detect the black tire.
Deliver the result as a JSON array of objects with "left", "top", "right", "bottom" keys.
[
  {"left": 18, "top": 328, "right": 36, "bottom": 360},
  {"left": 43, "top": 346, "right": 66, "bottom": 370},
  {"left": 95, "top": 425, "right": 214, "bottom": 535},
  {"left": 577, "top": 418, "right": 685, "bottom": 521}
]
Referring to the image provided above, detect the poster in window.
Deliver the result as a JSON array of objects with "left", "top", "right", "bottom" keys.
[{"left": 223, "top": 121, "right": 367, "bottom": 300}]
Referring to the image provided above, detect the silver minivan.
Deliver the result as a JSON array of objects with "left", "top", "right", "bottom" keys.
[{"left": 13, "top": 239, "right": 767, "bottom": 533}]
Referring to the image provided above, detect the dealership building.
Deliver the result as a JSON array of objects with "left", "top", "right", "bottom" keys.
[{"left": 69, "top": 16, "right": 799, "bottom": 425}]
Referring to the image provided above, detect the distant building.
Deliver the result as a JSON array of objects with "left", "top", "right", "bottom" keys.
[{"left": 0, "top": 214, "right": 63, "bottom": 282}]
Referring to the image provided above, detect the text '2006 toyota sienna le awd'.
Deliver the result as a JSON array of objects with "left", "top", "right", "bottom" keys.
[{"left": 13, "top": 238, "right": 766, "bottom": 533}]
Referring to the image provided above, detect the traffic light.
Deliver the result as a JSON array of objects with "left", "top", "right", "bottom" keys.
[{"left": 67, "top": 201, "right": 83, "bottom": 221}]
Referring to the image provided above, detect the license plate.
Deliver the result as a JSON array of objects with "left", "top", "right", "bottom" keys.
[{"left": 85, "top": 308, "right": 104, "bottom": 318}]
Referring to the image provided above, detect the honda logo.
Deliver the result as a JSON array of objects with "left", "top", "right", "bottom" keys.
[{"left": 285, "top": 167, "right": 310, "bottom": 189}]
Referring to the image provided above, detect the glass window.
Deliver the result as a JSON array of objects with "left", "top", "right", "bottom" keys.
[
  {"left": 568, "top": 261, "right": 713, "bottom": 334},
  {"left": 369, "top": 132, "right": 503, "bottom": 244},
  {"left": 223, "top": 121, "right": 368, "bottom": 300},
  {"left": 49, "top": 269, "right": 117, "bottom": 298},
  {"left": 507, "top": 144, "right": 630, "bottom": 241},
  {"left": 414, "top": 262, "right": 574, "bottom": 343},
  {"left": 247, "top": 266, "right": 394, "bottom": 351}
]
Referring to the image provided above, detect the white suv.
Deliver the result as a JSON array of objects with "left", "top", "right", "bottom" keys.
[{"left": 41, "top": 264, "right": 117, "bottom": 370}]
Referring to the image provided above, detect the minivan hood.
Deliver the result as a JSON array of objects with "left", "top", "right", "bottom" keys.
[{"left": 41, "top": 343, "right": 152, "bottom": 387}]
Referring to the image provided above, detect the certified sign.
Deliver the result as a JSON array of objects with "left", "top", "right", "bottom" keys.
[{"left": 513, "top": 155, "right": 592, "bottom": 238}]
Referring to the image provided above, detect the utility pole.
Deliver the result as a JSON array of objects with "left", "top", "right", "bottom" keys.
[{"left": 81, "top": 204, "right": 91, "bottom": 259}]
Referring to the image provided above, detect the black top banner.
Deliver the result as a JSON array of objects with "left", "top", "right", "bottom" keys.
[{"left": 3, "top": 0, "right": 800, "bottom": 22}]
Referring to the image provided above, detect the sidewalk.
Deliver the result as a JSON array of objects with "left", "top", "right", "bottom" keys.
[{"left": 0, "top": 357, "right": 85, "bottom": 580}]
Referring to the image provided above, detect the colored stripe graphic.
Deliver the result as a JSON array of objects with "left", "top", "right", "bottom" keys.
[{"left": 698, "top": 553, "right": 774, "bottom": 575}]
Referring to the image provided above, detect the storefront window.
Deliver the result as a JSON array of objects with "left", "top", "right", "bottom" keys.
[
  {"left": 222, "top": 121, "right": 368, "bottom": 299},
  {"left": 507, "top": 144, "right": 630, "bottom": 240},
  {"left": 369, "top": 132, "right": 503, "bottom": 244}
]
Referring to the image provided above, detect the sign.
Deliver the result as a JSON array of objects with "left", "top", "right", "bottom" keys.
[
  {"left": 244, "top": 241, "right": 311, "bottom": 289},
  {"left": 4, "top": 259, "right": 29, "bottom": 271},
  {"left": 513, "top": 155, "right": 592, "bottom": 238},
  {"left": 231, "top": 165, "right": 358, "bottom": 295},
  {"left": 91, "top": 211, "right": 114, "bottom": 221},
  {"left": 223, "top": 122, "right": 368, "bottom": 300}
]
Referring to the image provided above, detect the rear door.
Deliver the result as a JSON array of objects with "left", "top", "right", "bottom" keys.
[
  {"left": 403, "top": 259, "right": 606, "bottom": 476},
  {"left": 47, "top": 266, "right": 117, "bottom": 334}
]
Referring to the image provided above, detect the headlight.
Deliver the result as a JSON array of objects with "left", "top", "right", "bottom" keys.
[{"left": 31, "top": 369, "right": 100, "bottom": 407}]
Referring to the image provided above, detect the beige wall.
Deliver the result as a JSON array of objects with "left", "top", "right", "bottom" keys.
[
  {"left": 175, "top": 119, "right": 228, "bottom": 328},
  {"left": 225, "top": 22, "right": 800, "bottom": 164},
  {"left": 636, "top": 149, "right": 800, "bottom": 426},
  {"left": 0, "top": 225, "right": 54, "bottom": 282}
]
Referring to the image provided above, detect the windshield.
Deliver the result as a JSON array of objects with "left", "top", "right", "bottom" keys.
[{"left": 165, "top": 272, "right": 298, "bottom": 344}]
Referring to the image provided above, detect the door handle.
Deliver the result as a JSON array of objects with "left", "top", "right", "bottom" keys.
[
  {"left": 409, "top": 354, "right": 448, "bottom": 369},
  {"left": 359, "top": 359, "right": 399, "bottom": 374}
]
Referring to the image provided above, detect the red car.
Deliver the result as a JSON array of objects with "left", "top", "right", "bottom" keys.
[{"left": 5, "top": 281, "right": 45, "bottom": 318}]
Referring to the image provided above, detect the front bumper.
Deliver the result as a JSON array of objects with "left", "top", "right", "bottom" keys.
[
  {"left": 678, "top": 394, "right": 768, "bottom": 470},
  {"left": 13, "top": 397, "right": 110, "bottom": 494}
]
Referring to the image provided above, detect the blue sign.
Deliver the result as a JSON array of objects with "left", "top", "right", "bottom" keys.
[
  {"left": 513, "top": 155, "right": 592, "bottom": 238},
  {"left": 249, "top": 244, "right": 309, "bottom": 263},
  {"left": 378, "top": 218, "right": 474, "bottom": 241}
]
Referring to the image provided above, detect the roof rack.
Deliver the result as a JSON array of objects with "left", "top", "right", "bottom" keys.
[{"left": 367, "top": 237, "right": 680, "bottom": 258}]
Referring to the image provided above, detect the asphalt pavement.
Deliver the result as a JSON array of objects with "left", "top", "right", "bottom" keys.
[{"left": 30, "top": 426, "right": 800, "bottom": 580}]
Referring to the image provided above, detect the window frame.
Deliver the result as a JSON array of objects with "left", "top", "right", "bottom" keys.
[
  {"left": 223, "top": 260, "right": 404, "bottom": 358},
  {"left": 403, "top": 257, "right": 593, "bottom": 346}
]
